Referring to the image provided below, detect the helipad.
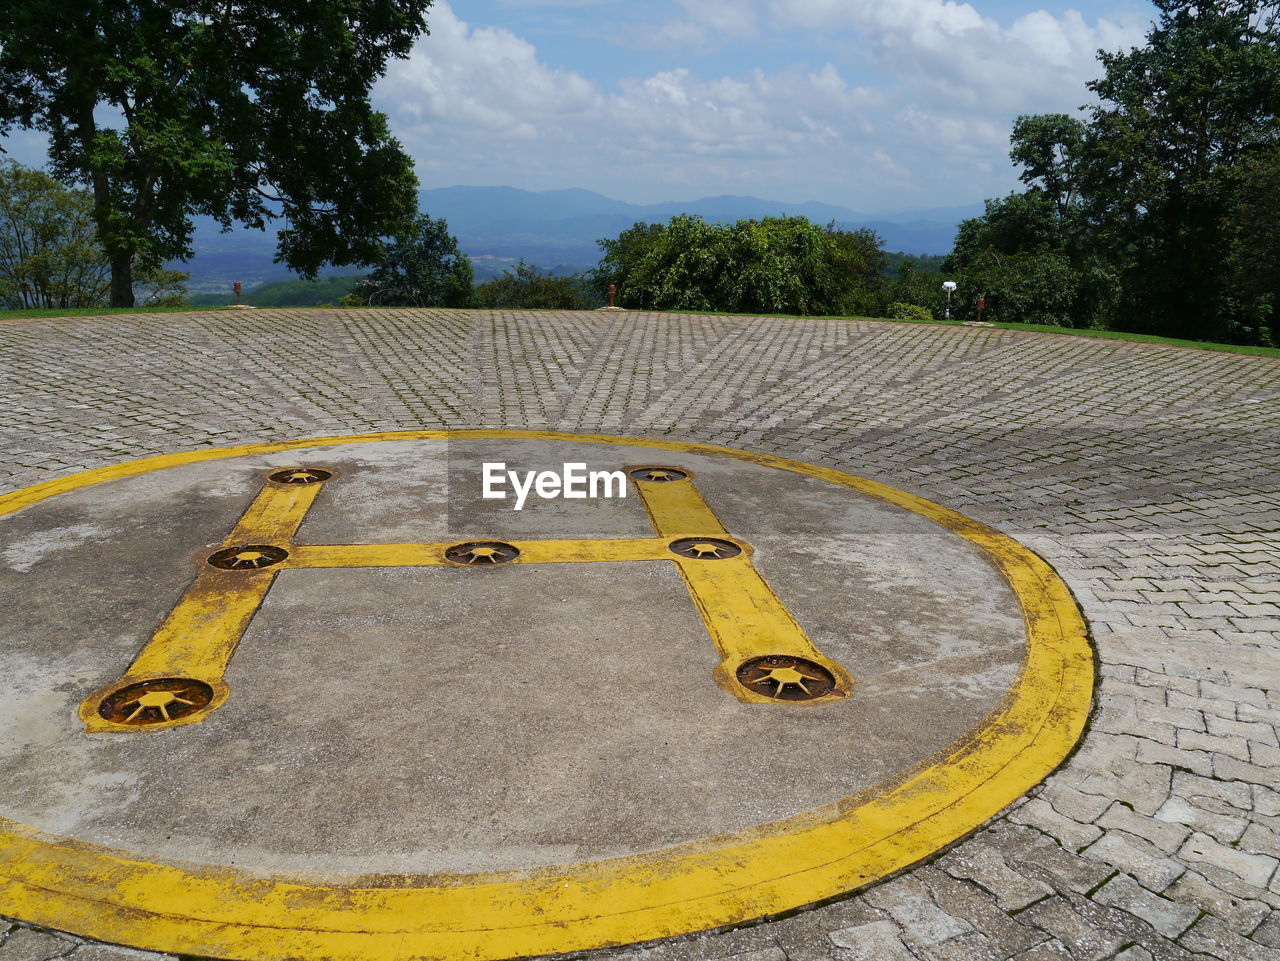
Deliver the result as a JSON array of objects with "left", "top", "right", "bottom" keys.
[{"left": 0, "top": 429, "right": 1092, "bottom": 961}]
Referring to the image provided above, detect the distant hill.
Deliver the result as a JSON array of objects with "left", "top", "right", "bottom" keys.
[
  {"left": 421, "top": 186, "right": 975, "bottom": 272},
  {"left": 171, "top": 188, "right": 980, "bottom": 292}
]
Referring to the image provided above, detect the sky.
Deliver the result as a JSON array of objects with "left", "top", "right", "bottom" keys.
[{"left": 1, "top": 0, "right": 1157, "bottom": 215}]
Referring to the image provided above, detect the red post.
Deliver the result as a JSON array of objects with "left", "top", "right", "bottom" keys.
[
  {"left": 608, "top": 284, "right": 616, "bottom": 309},
  {"left": 976, "top": 296, "right": 986, "bottom": 323},
  {"left": 233, "top": 282, "right": 242, "bottom": 306}
]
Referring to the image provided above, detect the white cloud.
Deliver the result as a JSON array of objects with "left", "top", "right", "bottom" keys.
[
  {"left": 374, "top": 0, "right": 1147, "bottom": 207},
  {"left": 768, "top": 0, "right": 1143, "bottom": 114},
  {"left": 381, "top": 4, "right": 601, "bottom": 138}
]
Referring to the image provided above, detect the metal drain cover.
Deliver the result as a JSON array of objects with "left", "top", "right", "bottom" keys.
[
  {"left": 444, "top": 541, "right": 521, "bottom": 565},
  {"left": 96, "top": 678, "right": 216, "bottom": 725},
  {"left": 736, "top": 656, "right": 839, "bottom": 701},
  {"left": 207, "top": 545, "right": 289, "bottom": 570},
  {"left": 629, "top": 466, "right": 689, "bottom": 482},
  {"left": 669, "top": 537, "right": 742, "bottom": 560},
  {"left": 269, "top": 468, "right": 332, "bottom": 485}
]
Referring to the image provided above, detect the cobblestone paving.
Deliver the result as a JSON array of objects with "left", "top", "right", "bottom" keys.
[{"left": 1, "top": 309, "right": 1277, "bottom": 961}]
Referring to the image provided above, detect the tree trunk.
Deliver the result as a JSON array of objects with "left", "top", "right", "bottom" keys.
[{"left": 110, "top": 252, "right": 135, "bottom": 308}]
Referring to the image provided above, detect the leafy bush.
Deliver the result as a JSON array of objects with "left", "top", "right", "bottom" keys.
[
  {"left": 887, "top": 302, "right": 934, "bottom": 321},
  {"left": 594, "top": 215, "right": 885, "bottom": 316},
  {"left": 882, "top": 258, "right": 949, "bottom": 317},
  {"left": 475, "top": 261, "right": 589, "bottom": 309}
]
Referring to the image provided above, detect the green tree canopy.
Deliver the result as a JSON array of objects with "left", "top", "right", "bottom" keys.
[
  {"left": 0, "top": 1, "right": 431, "bottom": 306},
  {"left": 351, "top": 214, "right": 473, "bottom": 307},
  {"left": 1081, "top": 0, "right": 1280, "bottom": 339},
  {"left": 595, "top": 215, "right": 885, "bottom": 316},
  {"left": 0, "top": 158, "right": 107, "bottom": 308}
]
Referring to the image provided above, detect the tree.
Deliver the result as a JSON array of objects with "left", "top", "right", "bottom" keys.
[
  {"left": 944, "top": 193, "right": 1116, "bottom": 327},
  {"left": 1079, "top": 0, "right": 1280, "bottom": 338},
  {"left": 1009, "top": 114, "right": 1088, "bottom": 220},
  {"left": 883, "top": 257, "right": 944, "bottom": 318},
  {"left": 595, "top": 215, "right": 885, "bottom": 316},
  {"left": 0, "top": 2, "right": 431, "bottom": 306},
  {"left": 351, "top": 214, "right": 473, "bottom": 307},
  {"left": 0, "top": 159, "right": 108, "bottom": 308},
  {"left": 134, "top": 265, "right": 189, "bottom": 307},
  {"left": 947, "top": 1, "right": 1280, "bottom": 340},
  {"left": 1223, "top": 143, "right": 1280, "bottom": 343},
  {"left": 475, "top": 261, "right": 589, "bottom": 309}
]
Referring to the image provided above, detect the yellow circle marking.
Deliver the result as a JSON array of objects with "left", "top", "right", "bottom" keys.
[{"left": 0, "top": 430, "right": 1094, "bottom": 961}]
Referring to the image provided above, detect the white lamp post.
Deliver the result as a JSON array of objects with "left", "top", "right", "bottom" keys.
[{"left": 942, "top": 281, "right": 957, "bottom": 320}]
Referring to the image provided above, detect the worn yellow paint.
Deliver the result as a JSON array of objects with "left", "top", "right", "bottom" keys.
[
  {"left": 632, "top": 475, "right": 850, "bottom": 703},
  {"left": 0, "top": 431, "right": 1094, "bottom": 961},
  {"left": 671, "top": 553, "right": 852, "bottom": 703},
  {"left": 283, "top": 538, "right": 677, "bottom": 568},
  {"left": 631, "top": 469, "right": 727, "bottom": 537},
  {"left": 78, "top": 477, "right": 323, "bottom": 732}
]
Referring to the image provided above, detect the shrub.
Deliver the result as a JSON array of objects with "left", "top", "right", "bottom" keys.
[
  {"left": 887, "top": 302, "right": 934, "bottom": 321},
  {"left": 594, "top": 215, "right": 884, "bottom": 315},
  {"left": 475, "top": 261, "right": 588, "bottom": 309}
]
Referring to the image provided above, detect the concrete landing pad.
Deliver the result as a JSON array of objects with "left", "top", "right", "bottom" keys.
[{"left": 0, "top": 431, "right": 1093, "bottom": 961}]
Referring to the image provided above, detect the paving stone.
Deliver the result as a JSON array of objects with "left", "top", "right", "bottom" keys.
[
  {"left": 1255, "top": 913, "right": 1280, "bottom": 949},
  {"left": 1170, "top": 771, "right": 1253, "bottom": 814},
  {"left": 0, "top": 928, "right": 79, "bottom": 961},
  {"left": 719, "top": 949, "right": 786, "bottom": 961},
  {"left": 1179, "top": 833, "right": 1279, "bottom": 889},
  {"left": 1018, "top": 898, "right": 1129, "bottom": 961},
  {"left": 1243, "top": 823, "right": 1280, "bottom": 859},
  {"left": 1179, "top": 730, "right": 1252, "bottom": 762},
  {"left": 1010, "top": 943, "right": 1074, "bottom": 961},
  {"left": 1011, "top": 799, "right": 1105, "bottom": 850},
  {"left": 1038, "top": 784, "right": 1115, "bottom": 824},
  {"left": 1154, "top": 796, "right": 1248, "bottom": 844},
  {"left": 1216, "top": 755, "right": 1280, "bottom": 790},
  {"left": 1135, "top": 741, "right": 1214, "bottom": 779},
  {"left": 938, "top": 840, "right": 1054, "bottom": 912},
  {"left": 916, "top": 866, "right": 1047, "bottom": 955},
  {"left": 1179, "top": 915, "right": 1280, "bottom": 961},
  {"left": 1092, "top": 874, "right": 1201, "bottom": 938},
  {"left": 863, "top": 877, "right": 974, "bottom": 949},
  {"left": 915, "top": 931, "right": 1001, "bottom": 961},
  {"left": 1257, "top": 786, "right": 1280, "bottom": 818},
  {"left": 1099, "top": 805, "right": 1192, "bottom": 855},
  {"left": 1162, "top": 870, "right": 1272, "bottom": 935},
  {"left": 1208, "top": 716, "right": 1279, "bottom": 747},
  {"left": 1081, "top": 833, "right": 1186, "bottom": 892},
  {"left": 825, "top": 920, "right": 917, "bottom": 961}
]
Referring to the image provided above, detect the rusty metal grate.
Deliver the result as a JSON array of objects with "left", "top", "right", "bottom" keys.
[
  {"left": 96, "top": 678, "right": 215, "bottom": 725},
  {"left": 628, "top": 467, "right": 690, "bottom": 483},
  {"left": 668, "top": 537, "right": 742, "bottom": 560},
  {"left": 444, "top": 541, "right": 521, "bottom": 566},
  {"left": 736, "top": 656, "right": 838, "bottom": 701},
  {"left": 269, "top": 468, "right": 332, "bottom": 485},
  {"left": 207, "top": 545, "right": 289, "bottom": 570}
]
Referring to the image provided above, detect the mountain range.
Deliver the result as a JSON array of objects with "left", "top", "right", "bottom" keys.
[{"left": 177, "top": 187, "right": 982, "bottom": 293}]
